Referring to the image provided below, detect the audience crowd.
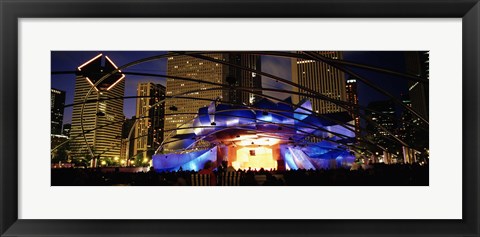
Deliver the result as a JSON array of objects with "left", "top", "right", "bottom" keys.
[{"left": 51, "top": 163, "right": 428, "bottom": 186}]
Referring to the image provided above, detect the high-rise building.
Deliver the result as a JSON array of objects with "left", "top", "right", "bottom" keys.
[
  {"left": 405, "top": 51, "right": 429, "bottom": 120},
  {"left": 226, "top": 53, "right": 262, "bottom": 105},
  {"left": 399, "top": 95, "right": 428, "bottom": 159},
  {"left": 51, "top": 134, "right": 69, "bottom": 150},
  {"left": 398, "top": 95, "right": 412, "bottom": 142},
  {"left": 291, "top": 51, "right": 347, "bottom": 114},
  {"left": 119, "top": 138, "right": 129, "bottom": 165},
  {"left": 404, "top": 51, "right": 429, "bottom": 164},
  {"left": 345, "top": 78, "right": 360, "bottom": 138},
  {"left": 62, "top": 123, "right": 71, "bottom": 138},
  {"left": 51, "top": 88, "right": 66, "bottom": 135},
  {"left": 133, "top": 82, "right": 166, "bottom": 159},
  {"left": 366, "top": 100, "right": 397, "bottom": 151},
  {"left": 120, "top": 116, "right": 136, "bottom": 162},
  {"left": 69, "top": 53, "right": 125, "bottom": 164},
  {"left": 164, "top": 54, "right": 228, "bottom": 143},
  {"left": 164, "top": 53, "right": 264, "bottom": 150}
]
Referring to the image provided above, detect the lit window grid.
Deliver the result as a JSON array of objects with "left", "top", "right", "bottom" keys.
[
  {"left": 70, "top": 75, "right": 124, "bottom": 159},
  {"left": 291, "top": 51, "right": 347, "bottom": 115},
  {"left": 134, "top": 82, "right": 166, "bottom": 158},
  {"left": 164, "top": 54, "right": 227, "bottom": 140}
]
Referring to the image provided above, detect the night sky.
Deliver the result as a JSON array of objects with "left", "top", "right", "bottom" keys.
[{"left": 51, "top": 51, "right": 408, "bottom": 125}]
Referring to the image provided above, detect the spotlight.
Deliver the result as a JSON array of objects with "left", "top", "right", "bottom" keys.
[{"left": 211, "top": 122, "right": 216, "bottom": 125}]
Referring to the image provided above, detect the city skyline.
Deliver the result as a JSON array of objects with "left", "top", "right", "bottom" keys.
[
  {"left": 51, "top": 51, "right": 410, "bottom": 127},
  {"left": 50, "top": 51, "right": 429, "bottom": 186}
]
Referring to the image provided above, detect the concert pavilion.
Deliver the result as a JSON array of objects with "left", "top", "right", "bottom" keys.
[{"left": 152, "top": 98, "right": 356, "bottom": 172}]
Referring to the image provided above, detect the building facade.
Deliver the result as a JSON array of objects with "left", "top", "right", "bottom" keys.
[
  {"left": 69, "top": 54, "right": 125, "bottom": 164},
  {"left": 62, "top": 123, "right": 71, "bottom": 138},
  {"left": 120, "top": 116, "right": 135, "bottom": 162},
  {"left": 133, "top": 82, "right": 166, "bottom": 159},
  {"left": 404, "top": 52, "right": 429, "bottom": 164},
  {"left": 399, "top": 95, "right": 428, "bottom": 163},
  {"left": 226, "top": 53, "right": 262, "bottom": 105},
  {"left": 366, "top": 100, "right": 397, "bottom": 152},
  {"left": 405, "top": 51, "right": 429, "bottom": 121},
  {"left": 291, "top": 51, "right": 347, "bottom": 114},
  {"left": 345, "top": 78, "right": 360, "bottom": 138},
  {"left": 51, "top": 88, "right": 66, "bottom": 135},
  {"left": 164, "top": 54, "right": 228, "bottom": 145}
]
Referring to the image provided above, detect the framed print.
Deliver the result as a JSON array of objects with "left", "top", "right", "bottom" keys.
[{"left": 1, "top": 0, "right": 479, "bottom": 236}]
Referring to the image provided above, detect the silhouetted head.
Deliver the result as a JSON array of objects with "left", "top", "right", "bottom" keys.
[{"left": 203, "top": 161, "right": 214, "bottom": 170}]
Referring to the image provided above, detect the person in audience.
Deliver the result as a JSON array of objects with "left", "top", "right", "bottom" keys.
[
  {"left": 227, "top": 165, "right": 236, "bottom": 173},
  {"left": 198, "top": 161, "right": 217, "bottom": 185}
]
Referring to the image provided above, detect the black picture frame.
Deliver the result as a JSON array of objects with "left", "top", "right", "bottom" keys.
[{"left": 1, "top": 0, "right": 479, "bottom": 236}]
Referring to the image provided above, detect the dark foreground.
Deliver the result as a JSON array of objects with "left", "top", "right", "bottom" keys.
[{"left": 51, "top": 164, "right": 428, "bottom": 186}]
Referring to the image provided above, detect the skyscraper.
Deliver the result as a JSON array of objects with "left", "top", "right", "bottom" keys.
[
  {"left": 398, "top": 95, "right": 413, "bottom": 143},
  {"left": 404, "top": 51, "right": 429, "bottom": 164},
  {"left": 366, "top": 100, "right": 397, "bottom": 151},
  {"left": 133, "top": 82, "right": 166, "bottom": 160},
  {"left": 62, "top": 123, "right": 71, "bottom": 137},
  {"left": 164, "top": 53, "right": 264, "bottom": 151},
  {"left": 405, "top": 51, "right": 429, "bottom": 120},
  {"left": 399, "top": 95, "right": 428, "bottom": 163},
  {"left": 69, "top": 53, "right": 125, "bottom": 164},
  {"left": 120, "top": 116, "right": 135, "bottom": 162},
  {"left": 291, "top": 51, "right": 347, "bottom": 114},
  {"left": 51, "top": 88, "right": 66, "bottom": 135},
  {"left": 226, "top": 53, "right": 262, "bottom": 105},
  {"left": 164, "top": 54, "right": 228, "bottom": 142},
  {"left": 345, "top": 78, "right": 360, "bottom": 138}
]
